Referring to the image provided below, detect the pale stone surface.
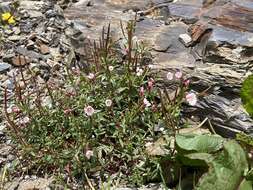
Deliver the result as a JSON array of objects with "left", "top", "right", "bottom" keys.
[{"left": 179, "top": 33, "right": 192, "bottom": 47}]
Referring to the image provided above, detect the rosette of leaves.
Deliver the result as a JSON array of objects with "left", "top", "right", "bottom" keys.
[{"left": 241, "top": 74, "right": 253, "bottom": 117}]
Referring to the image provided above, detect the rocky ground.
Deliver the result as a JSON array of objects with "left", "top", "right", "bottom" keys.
[{"left": 0, "top": 0, "right": 253, "bottom": 189}]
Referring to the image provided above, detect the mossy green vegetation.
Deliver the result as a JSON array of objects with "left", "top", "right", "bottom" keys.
[{"left": 241, "top": 74, "right": 253, "bottom": 117}]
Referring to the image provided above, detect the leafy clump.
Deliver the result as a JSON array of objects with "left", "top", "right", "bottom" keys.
[
  {"left": 241, "top": 74, "right": 253, "bottom": 117},
  {"left": 236, "top": 132, "right": 253, "bottom": 147},
  {"left": 3, "top": 21, "right": 192, "bottom": 186}
]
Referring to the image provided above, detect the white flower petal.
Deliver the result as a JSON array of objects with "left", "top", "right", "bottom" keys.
[{"left": 166, "top": 72, "right": 174, "bottom": 80}]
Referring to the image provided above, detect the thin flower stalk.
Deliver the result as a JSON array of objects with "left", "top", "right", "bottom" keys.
[{"left": 4, "top": 88, "right": 27, "bottom": 146}]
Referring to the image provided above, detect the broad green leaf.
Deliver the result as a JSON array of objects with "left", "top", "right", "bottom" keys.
[
  {"left": 239, "top": 179, "right": 252, "bottom": 190},
  {"left": 175, "top": 134, "right": 224, "bottom": 153},
  {"left": 241, "top": 74, "right": 253, "bottom": 117},
  {"left": 178, "top": 152, "right": 214, "bottom": 167},
  {"left": 196, "top": 140, "right": 248, "bottom": 190}
]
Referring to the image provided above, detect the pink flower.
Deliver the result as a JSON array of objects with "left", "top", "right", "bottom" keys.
[
  {"left": 23, "top": 117, "right": 30, "bottom": 123},
  {"left": 64, "top": 109, "right": 72, "bottom": 115},
  {"left": 148, "top": 78, "right": 154, "bottom": 91},
  {"left": 66, "top": 87, "right": 76, "bottom": 97},
  {"left": 85, "top": 150, "right": 94, "bottom": 160},
  {"left": 175, "top": 71, "right": 183, "bottom": 79},
  {"left": 143, "top": 98, "right": 151, "bottom": 107},
  {"left": 151, "top": 104, "right": 157, "bottom": 112},
  {"left": 6, "top": 107, "right": 12, "bottom": 114},
  {"left": 145, "top": 142, "right": 153, "bottom": 147},
  {"left": 105, "top": 99, "right": 112, "bottom": 107},
  {"left": 139, "top": 86, "right": 145, "bottom": 97},
  {"left": 84, "top": 106, "right": 95, "bottom": 116},
  {"left": 186, "top": 92, "right": 197, "bottom": 106},
  {"left": 183, "top": 79, "right": 190, "bottom": 86},
  {"left": 72, "top": 67, "right": 80, "bottom": 75},
  {"left": 12, "top": 106, "right": 21, "bottom": 113},
  {"left": 166, "top": 72, "right": 173, "bottom": 80},
  {"left": 136, "top": 67, "right": 144, "bottom": 76},
  {"left": 7, "top": 105, "right": 21, "bottom": 114},
  {"left": 108, "top": 66, "right": 114, "bottom": 71},
  {"left": 87, "top": 73, "right": 95, "bottom": 80},
  {"left": 122, "top": 48, "right": 129, "bottom": 55},
  {"left": 18, "top": 116, "right": 30, "bottom": 125}
]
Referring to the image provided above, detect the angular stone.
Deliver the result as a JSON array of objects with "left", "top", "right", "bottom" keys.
[
  {"left": 64, "top": 0, "right": 171, "bottom": 41},
  {"left": 64, "top": 2, "right": 133, "bottom": 41},
  {"left": 11, "top": 55, "right": 30, "bottom": 66},
  {"left": 186, "top": 94, "right": 253, "bottom": 137},
  {"left": 179, "top": 33, "right": 192, "bottom": 47},
  {"left": 0, "top": 144, "right": 12, "bottom": 156},
  {"left": 0, "top": 62, "right": 11, "bottom": 73},
  {"left": 4, "top": 178, "right": 54, "bottom": 190},
  {"left": 16, "top": 47, "right": 45, "bottom": 60},
  {"left": 4, "top": 29, "right": 13, "bottom": 35},
  {"left": 8, "top": 35, "right": 23, "bottom": 41},
  {"left": 2, "top": 53, "right": 15, "bottom": 63},
  {"left": 168, "top": 3, "right": 201, "bottom": 24},
  {"left": 148, "top": 22, "right": 195, "bottom": 69},
  {"left": 40, "top": 44, "right": 50, "bottom": 55},
  {"left": 13, "top": 27, "right": 21, "bottom": 35},
  {"left": 19, "top": 0, "right": 48, "bottom": 11},
  {"left": 204, "top": 2, "right": 253, "bottom": 33},
  {"left": 188, "top": 1, "right": 253, "bottom": 63}
]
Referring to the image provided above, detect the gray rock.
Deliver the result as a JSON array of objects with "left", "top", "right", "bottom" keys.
[
  {"left": 4, "top": 29, "right": 13, "bottom": 35},
  {"left": 187, "top": 1, "right": 253, "bottom": 63},
  {"left": 0, "top": 62, "right": 11, "bottom": 73},
  {"left": 2, "top": 78, "right": 14, "bottom": 90},
  {"left": 0, "top": 125, "right": 6, "bottom": 131},
  {"left": 184, "top": 94, "right": 253, "bottom": 137},
  {"left": 168, "top": 3, "right": 201, "bottom": 24},
  {"left": 15, "top": 47, "right": 47, "bottom": 61},
  {"left": 0, "top": 144, "right": 12, "bottom": 156},
  {"left": 2, "top": 53, "right": 15, "bottom": 63},
  {"left": 8, "top": 35, "right": 24, "bottom": 41},
  {"left": 13, "top": 27, "right": 21, "bottom": 35},
  {"left": 4, "top": 178, "right": 54, "bottom": 190},
  {"left": 114, "top": 183, "right": 165, "bottom": 190}
]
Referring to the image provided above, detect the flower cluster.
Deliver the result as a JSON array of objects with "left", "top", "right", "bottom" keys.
[
  {"left": 166, "top": 70, "right": 183, "bottom": 80},
  {"left": 1, "top": 12, "right": 15, "bottom": 24},
  {"left": 186, "top": 92, "right": 197, "bottom": 106},
  {"left": 166, "top": 70, "right": 197, "bottom": 106},
  {"left": 7, "top": 105, "right": 21, "bottom": 114}
]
